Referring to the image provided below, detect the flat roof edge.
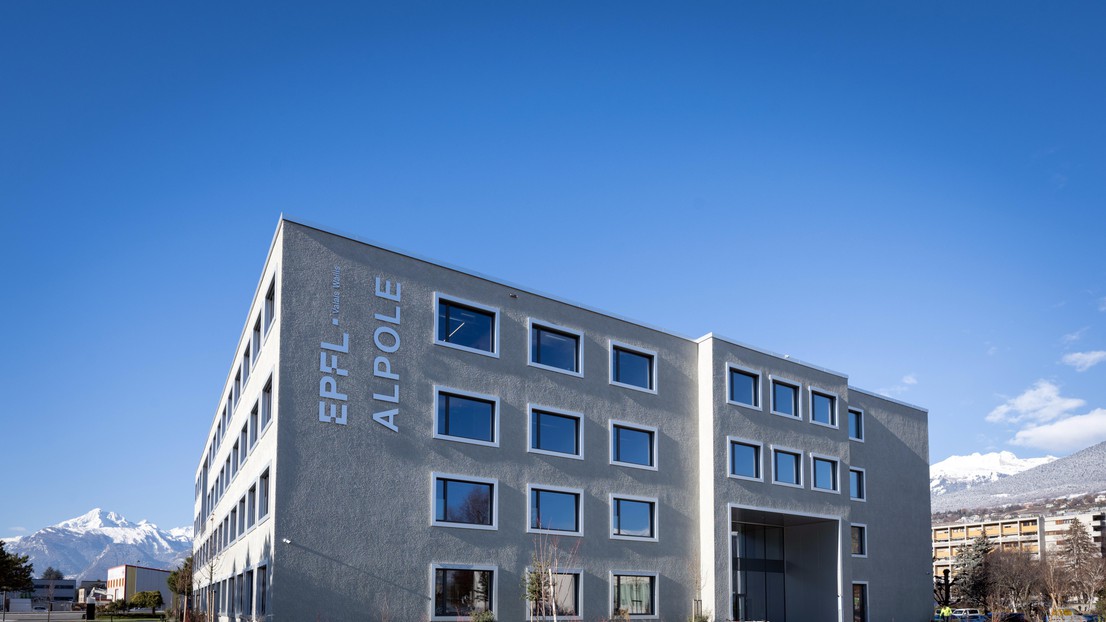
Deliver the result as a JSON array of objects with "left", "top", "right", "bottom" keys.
[
  {"left": 281, "top": 215, "right": 697, "bottom": 342},
  {"left": 848, "top": 385, "right": 929, "bottom": 413},
  {"left": 695, "top": 333, "right": 849, "bottom": 379}
]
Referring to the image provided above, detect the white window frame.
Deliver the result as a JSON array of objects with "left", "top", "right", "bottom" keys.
[
  {"left": 527, "top": 404, "right": 584, "bottom": 461},
  {"left": 524, "top": 567, "right": 583, "bottom": 621},
  {"left": 262, "top": 279, "right": 276, "bottom": 340},
  {"left": 770, "top": 445, "right": 804, "bottom": 489},
  {"left": 609, "top": 420, "right": 658, "bottom": 472},
  {"left": 848, "top": 408, "right": 865, "bottom": 442},
  {"left": 808, "top": 387, "right": 839, "bottom": 429},
  {"left": 256, "top": 463, "right": 272, "bottom": 524},
  {"left": 608, "top": 340, "right": 658, "bottom": 394},
  {"left": 809, "top": 453, "right": 840, "bottom": 494},
  {"left": 769, "top": 375, "right": 802, "bottom": 420},
  {"left": 609, "top": 493, "right": 659, "bottom": 542},
  {"left": 852, "top": 581, "right": 870, "bottom": 622},
  {"left": 608, "top": 570, "right": 659, "bottom": 619},
  {"left": 431, "top": 472, "right": 499, "bottom": 531},
  {"left": 434, "top": 293, "right": 501, "bottom": 358},
  {"left": 433, "top": 386, "right": 501, "bottom": 448},
  {"left": 429, "top": 563, "right": 499, "bottom": 622},
  {"left": 851, "top": 523, "right": 868, "bottom": 558},
  {"left": 726, "top": 436, "right": 764, "bottom": 482},
  {"left": 526, "top": 484, "right": 584, "bottom": 537},
  {"left": 850, "top": 467, "right": 867, "bottom": 502},
  {"left": 726, "top": 363, "right": 762, "bottom": 410},
  {"left": 528, "top": 319, "right": 584, "bottom": 377}
]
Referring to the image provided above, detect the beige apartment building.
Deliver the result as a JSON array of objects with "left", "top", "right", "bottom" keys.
[{"left": 933, "top": 510, "right": 1106, "bottom": 575}]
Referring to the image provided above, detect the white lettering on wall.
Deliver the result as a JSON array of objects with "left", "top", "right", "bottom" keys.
[
  {"left": 372, "top": 277, "right": 402, "bottom": 432},
  {"left": 319, "top": 266, "right": 349, "bottom": 425}
]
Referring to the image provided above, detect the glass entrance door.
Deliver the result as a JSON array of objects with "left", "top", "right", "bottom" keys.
[{"left": 732, "top": 523, "right": 786, "bottom": 622}]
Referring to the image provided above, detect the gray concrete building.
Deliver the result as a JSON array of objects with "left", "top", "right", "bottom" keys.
[{"left": 192, "top": 217, "right": 932, "bottom": 622}]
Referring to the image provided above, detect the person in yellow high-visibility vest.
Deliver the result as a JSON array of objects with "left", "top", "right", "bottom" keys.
[{"left": 940, "top": 605, "right": 953, "bottom": 621}]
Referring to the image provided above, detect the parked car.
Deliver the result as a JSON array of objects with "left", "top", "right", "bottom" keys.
[
  {"left": 954, "top": 609, "right": 984, "bottom": 618},
  {"left": 1048, "top": 610, "right": 1084, "bottom": 622},
  {"left": 1082, "top": 615, "right": 1101, "bottom": 622}
]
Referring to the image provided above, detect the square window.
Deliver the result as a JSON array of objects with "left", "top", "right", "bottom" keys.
[
  {"left": 811, "top": 456, "right": 838, "bottom": 492},
  {"left": 611, "top": 573, "right": 656, "bottom": 617},
  {"left": 848, "top": 409, "right": 865, "bottom": 441},
  {"left": 436, "top": 295, "right": 498, "bottom": 355},
  {"left": 772, "top": 448, "right": 802, "bottom": 487},
  {"left": 610, "top": 342, "right": 656, "bottom": 392},
  {"left": 611, "top": 422, "right": 656, "bottom": 470},
  {"left": 529, "top": 571, "right": 580, "bottom": 618},
  {"left": 529, "top": 486, "right": 582, "bottom": 535},
  {"left": 771, "top": 379, "right": 799, "bottom": 418},
  {"left": 728, "top": 439, "right": 762, "bottom": 481},
  {"left": 530, "top": 408, "right": 582, "bottom": 459},
  {"left": 611, "top": 496, "right": 657, "bottom": 540},
  {"left": 435, "top": 389, "right": 498, "bottom": 446},
  {"left": 433, "top": 474, "right": 497, "bottom": 530},
  {"left": 851, "top": 524, "right": 867, "bottom": 556},
  {"left": 811, "top": 391, "right": 837, "bottom": 427},
  {"left": 850, "top": 468, "right": 866, "bottom": 501},
  {"left": 530, "top": 321, "right": 582, "bottom": 375},
  {"left": 728, "top": 366, "right": 760, "bottom": 408},
  {"left": 433, "top": 566, "right": 495, "bottom": 619}
]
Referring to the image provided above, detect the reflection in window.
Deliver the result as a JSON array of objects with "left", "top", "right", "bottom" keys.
[
  {"left": 729, "top": 368, "right": 759, "bottom": 406},
  {"left": 530, "top": 488, "right": 580, "bottom": 533},
  {"left": 812, "top": 457, "right": 838, "bottom": 491},
  {"left": 434, "top": 568, "right": 493, "bottom": 617},
  {"left": 531, "top": 572, "right": 579, "bottom": 617},
  {"left": 438, "top": 300, "right": 495, "bottom": 353},
  {"left": 437, "top": 392, "right": 496, "bottom": 443},
  {"left": 612, "top": 498, "right": 655, "bottom": 538},
  {"left": 730, "top": 441, "right": 761, "bottom": 479},
  {"left": 612, "top": 346, "right": 653, "bottom": 390},
  {"left": 532, "top": 325, "right": 580, "bottom": 373},
  {"left": 435, "top": 478, "right": 494, "bottom": 527},
  {"left": 849, "top": 409, "right": 864, "bottom": 440},
  {"left": 851, "top": 525, "right": 867, "bottom": 556},
  {"left": 812, "top": 392, "right": 836, "bottom": 426},
  {"left": 612, "top": 574, "right": 655, "bottom": 617},
  {"left": 774, "top": 450, "right": 801, "bottom": 486},
  {"left": 850, "top": 469, "right": 866, "bottom": 500},
  {"left": 613, "top": 425, "right": 654, "bottom": 468},
  {"left": 772, "top": 381, "right": 798, "bottom": 417},
  {"left": 531, "top": 410, "right": 580, "bottom": 456}
]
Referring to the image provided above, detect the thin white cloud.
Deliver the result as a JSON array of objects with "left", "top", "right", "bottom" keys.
[
  {"left": 1011, "top": 408, "right": 1106, "bottom": 453},
  {"left": 1062, "top": 327, "right": 1089, "bottom": 344},
  {"left": 902, "top": 374, "right": 918, "bottom": 386},
  {"left": 985, "top": 345, "right": 999, "bottom": 356},
  {"left": 877, "top": 374, "right": 918, "bottom": 397},
  {"left": 986, "top": 380, "right": 1085, "bottom": 424},
  {"left": 1061, "top": 351, "right": 1106, "bottom": 372},
  {"left": 1099, "top": 297, "right": 1106, "bottom": 312},
  {"left": 8, "top": 526, "right": 26, "bottom": 533}
]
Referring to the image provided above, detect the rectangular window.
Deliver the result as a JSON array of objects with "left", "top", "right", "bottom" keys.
[
  {"left": 728, "top": 365, "right": 760, "bottom": 408},
  {"left": 610, "top": 342, "right": 656, "bottom": 391},
  {"left": 530, "top": 321, "right": 582, "bottom": 375},
  {"left": 771, "top": 379, "right": 799, "bottom": 418},
  {"left": 850, "top": 468, "right": 866, "bottom": 501},
  {"left": 252, "top": 316, "right": 262, "bottom": 363},
  {"left": 229, "top": 508, "right": 237, "bottom": 541},
  {"left": 530, "top": 571, "right": 580, "bottom": 618},
  {"left": 852, "top": 583, "right": 868, "bottom": 622},
  {"left": 256, "top": 565, "right": 267, "bottom": 615},
  {"left": 848, "top": 409, "right": 865, "bottom": 441},
  {"left": 433, "top": 566, "right": 494, "bottom": 618},
  {"left": 529, "top": 407, "right": 582, "bottom": 459},
  {"left": 434, "top": 389, "right": 498, "bottom": 446},
  {"left": 611, "top": 573, "right": 656, "bottom": 617},
  {"left": 238, "top": 497, "right": 246, "bottom": 534},
  {"left": 259, "top": 469, "right": 270, "bottom": 519},
  {"left": 611, "top": 422, "right": 656, "bottom": 470},
  {"left": 772, "top": 448, "right": 802, "bottom": 487},
  {"left": 529, "top": 486, "right": 582, "bottom": 535},
  {"left": 244, "top": 570, "right": 254, "bottom": 617},
  {"left": 433, "top": 474, "right": 497, "bottom": 530},
  {"left": 247, "top": 485, "right": 257, "bottom": 527},
  {"left": 811, "top": 390, "right": 837, "bottom": 427},
  {"left": 263, "top": 281, "right": 275, "bottom": 335},
  {"left": 239, "top": 426, "right": 248, "bottom": 463},
  {"left": 436, "top": 295, "right": 498, "bottom": 355},
  {"left": 811, "top": 455, "right": 839, "bottom": 492},
  {"left": 242, "top": 346, "right": 251, "bottom": 384},
  {"left": 261, "top": 378, "right": 273, "bottom": 429},
  {"left": 611, "top": 495, "right": 657, "bottom": 541},
  {"left": 233, "top": 370, "right": 242, "bottom": 409},
  {"left": 851, "top": 524, "right": 867, "bottom": 557},
  {"left": 249, "top": 403, "right": 259, "bottom": 449},
  {"left": 231, "top": 441, "right": 239, "bottom": 478},
  {"left": 728, "top": 438, "right": 762, "bottom": 481}
]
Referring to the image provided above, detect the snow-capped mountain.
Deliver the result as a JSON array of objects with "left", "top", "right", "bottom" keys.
[
  {"left": 932, "top": 441, "right": 1106, "bottom": 514},
  {"left": 5, "top": 509, "right": 192, "bottom": 582},
  {"left": 930, "top": 451, "right": 1056, "bottom": 496}
]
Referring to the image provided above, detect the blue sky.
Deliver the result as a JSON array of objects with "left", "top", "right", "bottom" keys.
[{"left": 2, "top": 1, "right": 1104, "bottom": 540}]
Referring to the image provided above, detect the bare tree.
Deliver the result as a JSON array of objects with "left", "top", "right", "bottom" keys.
[
  {"left": 523, "top": 533, "right": 582, "bottom": 621},
  {"left": 1040, "top": 555, "right": 1072, "bottom": 613},
  {"left": 987, "top": 550, "right": 1039, "bottom": 614}
]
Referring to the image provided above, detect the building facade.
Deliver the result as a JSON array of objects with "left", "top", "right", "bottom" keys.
[
  {"left": 933, "top": 510, "right": 1106, "bottom": 576},
  {"left": 106, "top": 565, "right": 171, "bottom": 607},
  {"left": 192, "top": 218, "right": 932, "bottom": 622}
]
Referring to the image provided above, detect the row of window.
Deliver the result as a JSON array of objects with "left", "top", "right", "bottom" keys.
[
  {"left": 727, "top": 365, "right": 865, "bottom": 439},
  {"left": 727, "top": 438, "right": 867, "bottom": 500},
  {"left": 435, "top": 387, "right": 657, "bottom": 468},
  {"left": 196, "top": 469, "right": 271, "bottom": 568},
  {"left": 436, "top": 294, "right": 658, "bottom": 391},
  {"left": 197, "top": 564, "right": 269, "bottom": 619},
  {"left": 432, "top": 565, "right": 657, "bottom": 620},
  {"left": 433, "top": 473, "right": 658, "bottom": 540}
]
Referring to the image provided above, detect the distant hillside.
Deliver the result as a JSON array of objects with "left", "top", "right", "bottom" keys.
[
  {"left": 931, "top": 451, "right": 1056, "bottom": 496},
  {"left": 931, "top": 441, "right": 1106, "bottom": 514},
  {"left": 4, "top": 508, "right": 192, "bottom": 582}
]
